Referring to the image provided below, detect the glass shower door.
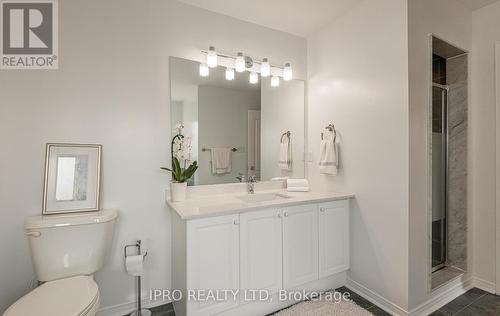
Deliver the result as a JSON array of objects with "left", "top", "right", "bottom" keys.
[{"left": 432, "top": 85, "right": 448, "bottom": 271}]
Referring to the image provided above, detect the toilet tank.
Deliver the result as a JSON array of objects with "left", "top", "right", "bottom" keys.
[{"left": 24, "top": 210, "right": 118, "bottom": 282}]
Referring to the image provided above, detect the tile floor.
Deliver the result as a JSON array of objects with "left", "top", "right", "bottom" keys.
[
  {"left": 431, "top": 267, "right": 464, "bottom": 289},
  {"left": 430, "top": 288, "right": 500, "bottom": 316},
  {"left": 139, "top": 287, "right": 500, "bottom": 316}
]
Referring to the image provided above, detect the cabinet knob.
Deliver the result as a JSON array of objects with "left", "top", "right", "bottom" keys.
[
  {"left": 233, "top": 219, "right": 239, "bottom": 225},
  {"left": 320, "top": 207, "right": 325, "bottom": 212},
  {"left": 277, "top": 212, "right": 282, "bottom": 218},
  {"left": 284, "top": 212, "right": 289, "bottom": 217}
]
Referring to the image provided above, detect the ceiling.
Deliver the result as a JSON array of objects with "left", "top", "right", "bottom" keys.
[
  {"left": 178, "top": 0, "right": 500, "bottom": 37},
  {"left": 177, "top": 0, "right": 364, "bottom": 37},
  {"left": 455, "top": 0, "right": 500, "bottom": 10}
]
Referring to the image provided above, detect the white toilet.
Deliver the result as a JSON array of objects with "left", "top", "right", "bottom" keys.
[{"left": 3, "top": 210, "right": 118, "bottom": 316}]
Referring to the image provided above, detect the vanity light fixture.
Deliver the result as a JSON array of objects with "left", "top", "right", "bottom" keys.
[
  {"left": 249, "top": 72, "right": 259, "bottom": 84},
  {"left": 201, "top": 47, "right": 294, "bottom": 86},
  {"left": 225, "top": 67, "right": 235, "bottom": 80},
  {"left": 207, "top": 46, "right": 218, "bottom": 68},
  {"left": 199, "top": 63, "right": 209, "bottom": 77},
  {"left": 271, "top": 75, "right": 280, "bottom": 87},
  {"left": 260, "top": 58, "right": 270, "bottom": 77},
  {"left": 235, "top": 52, "right": 246, "bottom": 72},
  {"left": 283, "top": 63, "right": 293, "bottom": 81}
]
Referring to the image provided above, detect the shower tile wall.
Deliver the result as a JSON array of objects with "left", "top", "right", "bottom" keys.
[{"left": 446, "top": 54, "right": 467, "bottom": 271}]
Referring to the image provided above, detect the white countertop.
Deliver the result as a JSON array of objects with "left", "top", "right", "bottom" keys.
[{"left": 167, "top": 189, "right": 354, "bottom": 220}]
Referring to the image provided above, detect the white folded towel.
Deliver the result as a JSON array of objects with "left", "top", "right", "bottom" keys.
[
  {"left": 287, "top": 179, "right": 310, "bottom": 192},
  {"left": 211, "top": 148, "right": 232, "bottom": 174},
  {"left": 287, "top": 186, "right": 310, "bottom": 192},
  {"left": 319, "top": 132, "right": 338, "bottom": 175},
  {"left": 287, "top": 178, "right": 309, "bottom": 187},
  {"left": 279, "top": 136, "right": 292, "bottom": 170}
]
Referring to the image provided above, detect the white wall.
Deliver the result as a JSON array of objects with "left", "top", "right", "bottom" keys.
[
  {"left": 261, "top": 78, "right": 305, "bottom": 180},
  {"left": 198, "top": 85, "right": 260, "bottom": 184},
  {"left": 0, "top": 0, "right": 306, "bottom": 313},
  {"left": 408, "top": 0, "right": 472, "bottom": 309},
  {"left": 470, "top": 1, "right": 500, "bottom": 289},
  {"left": 307, "top": 0, "right": 410, "bottom": 310}
]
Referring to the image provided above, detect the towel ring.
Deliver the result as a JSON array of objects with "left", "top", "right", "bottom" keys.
[
  {"left": 322, "top": 124, "right": 337, "bottom": 142},
  {"left": 281, "top": 131, "right": 291, "bottom": 143}
]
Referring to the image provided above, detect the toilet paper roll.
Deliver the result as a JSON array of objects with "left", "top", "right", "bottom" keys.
[{"left": 125, "top": 255, "right": 144, "bottom": 277}]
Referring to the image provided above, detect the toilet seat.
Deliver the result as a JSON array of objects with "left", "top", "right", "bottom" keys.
[{"left": 4, "top": 275, "right": 99, "bottom": 316}]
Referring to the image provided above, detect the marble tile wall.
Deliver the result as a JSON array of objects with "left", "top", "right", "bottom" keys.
[{"left": 446, "top": 54, "right": 468, "bottom": 271}]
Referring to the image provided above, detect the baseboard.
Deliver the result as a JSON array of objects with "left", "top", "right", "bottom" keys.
[
  {"left": 97, "top": 297, "right": 171, "bottom": 316},
  {"left": 473, "top": 277, "right": 496, "bottom": 294},
  {"left": 346, "top": 276, "right": 473, "bottom": 316},
  {"left": 409, "top": 277, "right": 473, "bottom": 316},
  {"left": 346, "top": 278, "right": 409, "bottom": 316}
]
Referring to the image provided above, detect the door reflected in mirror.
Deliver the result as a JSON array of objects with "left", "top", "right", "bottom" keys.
[{"left": 170, "top": 56, "right": 305, "bottom": 185}]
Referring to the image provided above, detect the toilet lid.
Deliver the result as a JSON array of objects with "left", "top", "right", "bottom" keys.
[{"left": 4, "top": 275, "right": 99, "bottom": 316}]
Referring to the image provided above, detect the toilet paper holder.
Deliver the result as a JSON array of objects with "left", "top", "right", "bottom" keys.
[
  {"left": 124, "top": 240, "right": 151, "bottom": 316},
  {"left": 124, "top": 240, "right": 148, "bottom": 260}
]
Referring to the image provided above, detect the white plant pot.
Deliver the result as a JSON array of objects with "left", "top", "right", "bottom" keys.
[{"left": 171, "top": 182, "right": 187, "bottom": 202}]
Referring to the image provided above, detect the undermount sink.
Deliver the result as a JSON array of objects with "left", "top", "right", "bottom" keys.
[{"left": 236, "top": 192, "right": 291, "bottom": 203}]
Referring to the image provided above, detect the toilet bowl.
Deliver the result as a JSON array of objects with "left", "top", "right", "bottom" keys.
[
  {"left": 3, "top": 210, "right": 117, "bottom": 316},
  {"left": 3, "top": 276, "right": 100, "bottom": 316}
]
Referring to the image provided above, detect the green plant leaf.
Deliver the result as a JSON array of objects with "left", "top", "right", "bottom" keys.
[
  {"left": 184, "top": 162, "right": 198, "bottom": 180},
  {"left": 164, "top": 157, "right": 198, "bottom": 183},
  {"left": 173, "top": 157, "right": 182, "bottom": 181}
]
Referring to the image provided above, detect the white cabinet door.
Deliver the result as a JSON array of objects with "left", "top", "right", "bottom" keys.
[
  {"left": 319, "top": 200, "right": 350, "bottom": 278},
  {"left": 282, "top": 204, "right": 319, "bottom": 289},
  {"left": 186, "top": 214, "right": 240, "bottom": 316},
  {"left": 240, "top": 208, "right": 282, "bottom": 301}
]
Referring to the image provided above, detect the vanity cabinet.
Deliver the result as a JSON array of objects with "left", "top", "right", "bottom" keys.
[
  {"left": 282, "top": 204, "right": 319, "bottom": 289},
  {"left": 318, "top": 200, "right": 350, "bottom": 278},
  {"left": 172, "top": 199, "right": 350, "bottom": 316},
  {"left": 240, "top": 208, "right": 283, "bottom": 299},
  {"left": 186, "top": 214, "right": 240, "bottom": 316}
]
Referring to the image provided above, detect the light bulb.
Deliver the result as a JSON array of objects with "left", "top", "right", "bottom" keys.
[
  {"left": 271, "top": 76, "right": 280, "bottom": 87},
  {"left": 207, "top": 46, "right": 218, "bottom": 68},
  {"left": 283, "top": 63, "right": 293, "bottom": 81},
  {"left": 199, "top": 63, "right": 209, "bottom": 77},
  {"left": 260, "top": 58, "right": 270, "bottom": 77},
  {"left": 235, "top": 52, "right": 245, "bottom": 72},
  {"left": 249, "top": 72, "right": 258, "bottom": 84},
  {"left": 225, "top": 67, "right": 235, "bottom": 80}
]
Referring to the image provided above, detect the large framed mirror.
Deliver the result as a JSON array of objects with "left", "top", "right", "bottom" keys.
[{"left": 170, "top": 56, "right": 305, "bottom": 185}]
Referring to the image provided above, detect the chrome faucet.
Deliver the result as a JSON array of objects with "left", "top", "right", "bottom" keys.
[
  {"left": 247, "top": 175, "right": 256, "bottom": 194},
  {"left": 236, "top": 173, "right": 246, "bottom": 183}
]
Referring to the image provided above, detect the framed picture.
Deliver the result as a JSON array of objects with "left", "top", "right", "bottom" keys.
[{"left": 42, "top": 143, "right": 102, "bottom": 215}]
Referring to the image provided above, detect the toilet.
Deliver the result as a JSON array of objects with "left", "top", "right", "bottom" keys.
[{"left": 3, "top": 210, "right": 118, "bottom": 316}]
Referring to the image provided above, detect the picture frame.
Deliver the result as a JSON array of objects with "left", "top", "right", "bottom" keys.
[{"left": 42, "top": 143, "right": 102, "bottom": 215}]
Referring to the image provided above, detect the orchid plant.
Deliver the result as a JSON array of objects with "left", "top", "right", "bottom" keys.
[{"left": 161, "top": 123, "right": 198, "bottom": 183}]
